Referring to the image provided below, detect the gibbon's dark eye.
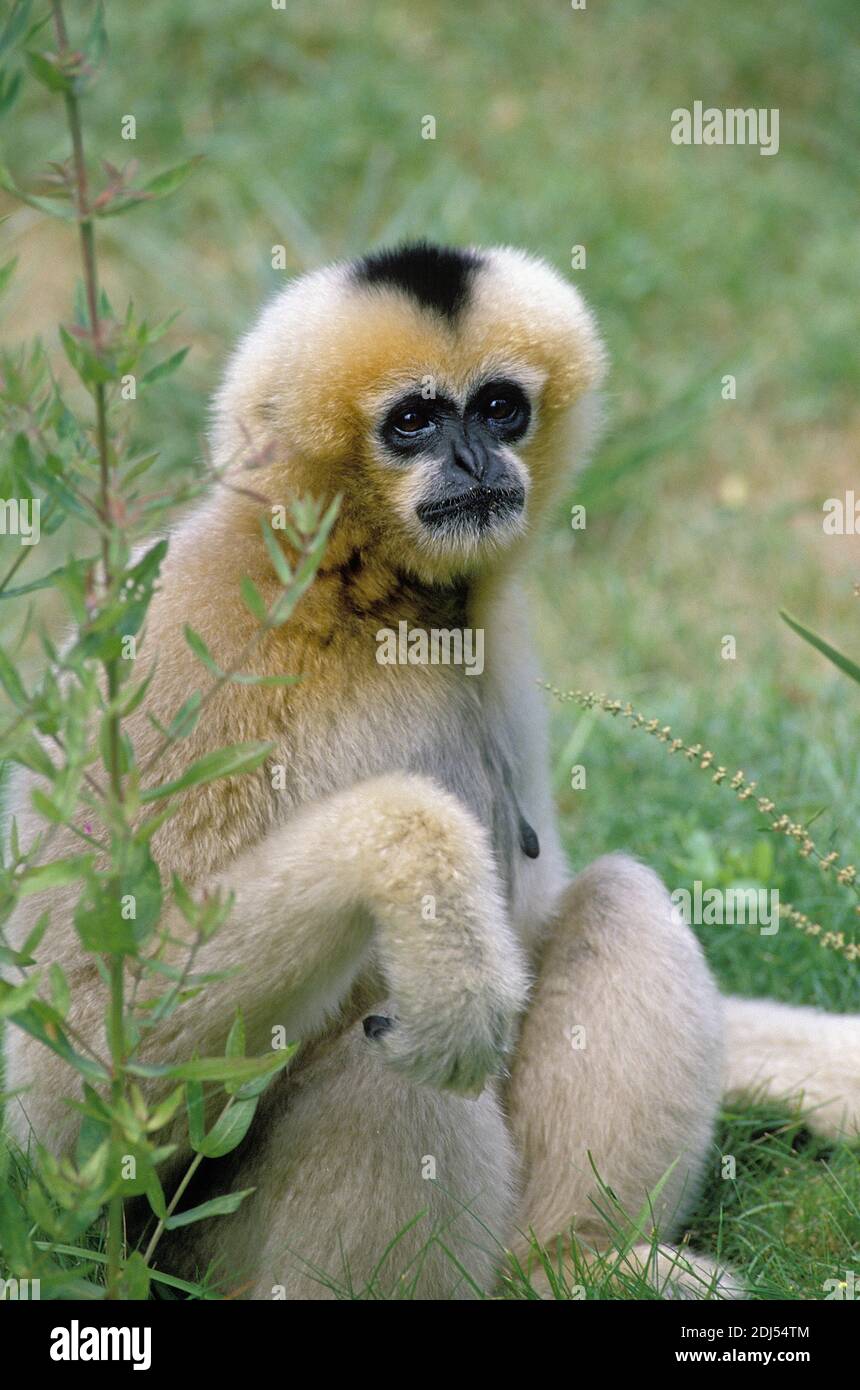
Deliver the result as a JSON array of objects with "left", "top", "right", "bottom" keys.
[
  {"left": 484, "top": 395, "right": 517, "bottom": 422},
  {"left": 471, "top": 380, "right": 530, "bottom": 438},
  {"left": 392, "top": 407, "right": 432, "bottom": 436},
  {"left": 381, "top": 394, "right": 448, "bottom": 455}
]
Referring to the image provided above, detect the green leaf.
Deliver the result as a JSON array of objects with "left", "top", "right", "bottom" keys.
[
  {"left": 30, "top": 787, "right": 66, "bottom": 824},
  {"left": 74, "top": 842, "right": 162, "bottom": 953},
  {"left": 0, "top": 0, "right": 33, "bottom": 59},
  {"left": 140, "top": 346, "right": 189, "bottom": 387},
  {"left": 140, "top": 156, "right": 203, "bottom": 200},
  {"left": 76, "top": 1110, "right": 110, "bottom": 1169},
  {"left": 147, "top": 1084, "right": 184, "bottom": 1133},
  {"left": 228, "top": 671, "right": 300, "bottom": 687},
  {"left": 84, "top": 0, "right": 108, "bottom": 69},
  {"left": 119, "top": 1250, "right": 151, "bottom": 1300},
  {"left": 116, "top": 669, "right": 155, "bottom": 720},
  {"left": 0, "top": 162, "right": 75, "bottom": 221},
  {"left": 0, "top": 555, "right": 97, "bottom": 602},
  {"left": 0, "top": 645, "right": 28, "bottom": 705},
  {"left": 143, "top": 1165, "right": 168, "bottom": 1222},
  {"left": 183, "top": 624, "right": 221, "bottom": 677},
  {"left": 261, "top": 517, "right": 293, "bottom": 586},
  {"left": 4, "top": 999, "right": 108, "bottom": 1084},
  {"left": 240, "top": 574, "right": 269, "bottom": 624},
  {"left": 33, "top": 1242, "right": 213, "bottom": 1299},
  {"left": 0, "top": 70, "right": 23, "bottom": 118},
  {"left": 166, "top": 690, "right": 201, "bottom": 740},
  {"left": 140, "top": 740, "right": 272, "bottom": 804},
  {"left": 233, "top": 1042, "right": 297, "bottom": 1099},
  {"left": 0, "top": 1187, "right": 32, "bottom": 1268},
  {"left": 780, "top": 610, "right": 860, "bottom": 686},
  {"left": 130, "top": 1053, "right": 288, "bottom": 1086},
  {"left": 0, "top": 971, "right": 42, "bottom": 1018},
  {"left": 197, "top": 1098, "right": 258, "bottom": 1158},
  {"left": 21, "top": 910, "right": 49, "bottom": 957},
  {"left": 226, "top": 1011, "right": 245, "bottom": 1058},
  {"left": 0, "top": 944, "right": 33, "bottom": 967},
  {"left": 25, "top": 1177, "right": 66, "bottom": 1241},
  {"left": 0, "top": 254, "right": 18, "bottom": 297},
  {"left": 164, "top": 1187, "right": 255, "bottom": 1231},
  {"left": 12, "top": 734, "right": 56, "bottom": 779},
  {"left": 59, "top": 323, "right": 114, "bottom": 387},
  {"left": 18, "top": 854, "right": 93, "bottom": 896},
  {"left": 48, "top": 962, "right": 69, "bottom": 1018},
  {"left": 25, "top": 49, "right": 71, "bottom": 93}
]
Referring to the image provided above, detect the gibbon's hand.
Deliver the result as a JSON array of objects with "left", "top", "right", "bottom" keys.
[
  {"left": 340, "top": 774, "right": 531, "bottom": 1096},
  {"left": 363, "top": 907, "right": 530, "bottom": 1098}
]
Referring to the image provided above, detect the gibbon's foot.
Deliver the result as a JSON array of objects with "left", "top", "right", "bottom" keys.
[
  {"left": 723, "top": 997, "right": 860, "bottom": 1142},
  {"left": 625, "top": 1244, "right": 746, "bottom": 1301},
  {"left": 516, "top": 1242, "right": 745, "bottom": 1301}
]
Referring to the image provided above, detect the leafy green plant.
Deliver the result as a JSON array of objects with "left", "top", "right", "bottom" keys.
[
  {"left": 781, "top": 610, "right": 860, "bottom": 688},
  {"left": 0, "top": 1, "right": 335, "bottom": 1299},
  {"left": 544, "top": 683, "right": 859, "bottom": 963}
]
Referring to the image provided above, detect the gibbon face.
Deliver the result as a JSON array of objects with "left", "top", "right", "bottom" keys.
[{"left": 214, "top": 241, "right": 606, "bottom": 583}]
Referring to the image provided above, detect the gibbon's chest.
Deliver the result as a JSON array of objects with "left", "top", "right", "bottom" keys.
[{"left": 278, "top": 657, "right": 532, "bottom": 899}]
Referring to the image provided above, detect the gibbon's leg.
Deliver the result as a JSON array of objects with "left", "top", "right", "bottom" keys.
[
  {"left": 167, "top": 1018, "right": 519, "bottom": 1300},
  {"left": 722, "top": 996, "right": 860, "bottom": 1141},
  {"left": 4, "top": 771, "right": 528, "bottom": 1155},
  {"left": 505, "top": 854, "right": 742, "bottom": 1300}
]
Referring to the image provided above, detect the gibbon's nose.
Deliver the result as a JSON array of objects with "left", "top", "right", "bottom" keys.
[
  {"left": 447, "top": 421, "right": 495, "bottom": 482},
  {"left": 452, "top": 439, "right": 485, "bottom": 480}
]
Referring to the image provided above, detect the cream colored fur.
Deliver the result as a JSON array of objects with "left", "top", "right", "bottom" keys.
[{"left": 3, "top": 245, "right": 858, "bottom": 1301}]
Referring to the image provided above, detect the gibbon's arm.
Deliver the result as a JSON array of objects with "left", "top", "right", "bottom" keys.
[
  {"left": 161, "top": 771, "right": 528, "bottom": 1083},
  {"left": 5, "top": 772, "right": 529, "bottom": 1153}
]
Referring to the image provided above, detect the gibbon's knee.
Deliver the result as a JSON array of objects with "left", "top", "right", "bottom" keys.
[
  {"left": 508, "top": 852, "right": 723, "bottom": 1249},
  {"left": 544, "top": 851, "right": 713, "bottom": 978},
  {"left": 556, "top": 851, "right": 725, "bottom": 1087}
]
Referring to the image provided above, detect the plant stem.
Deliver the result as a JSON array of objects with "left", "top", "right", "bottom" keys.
[
  {"left": 52, "top": 1, "right": 122, "bottom": 796},
  {"left": 52, "top": 0, "right": 127, "bottom": 1296},
  {"left": 141, "top": 1149, "right": 204, "bottom": 1267},
  {"left": 106, "top": 952, "right": 126, "bottom": 1298},
  {"left": 142, "top": 1094, "right": 238, "bottom": 1267}
]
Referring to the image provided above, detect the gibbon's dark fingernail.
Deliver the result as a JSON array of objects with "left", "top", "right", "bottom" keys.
[{"left": 363, "top": 1014, "right": 395, "bottom": 1041}]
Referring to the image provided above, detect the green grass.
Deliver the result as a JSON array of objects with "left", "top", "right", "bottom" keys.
[{"left": 1, "top": 0, "right": 858, "bottom": 1299}]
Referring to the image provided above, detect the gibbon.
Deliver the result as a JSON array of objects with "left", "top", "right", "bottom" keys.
[{"left": 5, "top": 241, "right": 860, "bottom": 1300}]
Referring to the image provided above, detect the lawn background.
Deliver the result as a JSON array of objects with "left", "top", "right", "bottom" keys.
[{"left": 2, "top": 0, "right": 858, "bottom": 1297}]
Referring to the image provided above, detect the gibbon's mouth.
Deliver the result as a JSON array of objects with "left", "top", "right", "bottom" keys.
[{"left": 416, "top": 485, "right": 525, "bottom": 530}]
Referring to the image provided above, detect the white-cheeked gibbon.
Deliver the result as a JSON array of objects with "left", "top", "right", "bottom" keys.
[{"left": 5, "top": 242, "right": 859, "bottom": 1299}]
